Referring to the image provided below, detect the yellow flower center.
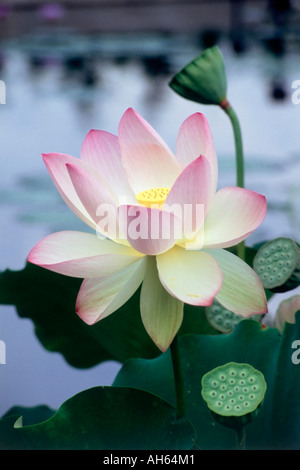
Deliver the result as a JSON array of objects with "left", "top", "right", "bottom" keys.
[{"left": 136, "top": 187, "right": 170, "bottom": 208}]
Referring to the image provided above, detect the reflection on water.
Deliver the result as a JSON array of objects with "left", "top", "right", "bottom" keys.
[{"left": 0, "top": 30, "right": 299, "bottom": 415}]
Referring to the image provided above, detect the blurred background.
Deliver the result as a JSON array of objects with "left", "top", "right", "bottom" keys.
[{"left": 0, "top": 0, "right": 300, "bottom": 416}]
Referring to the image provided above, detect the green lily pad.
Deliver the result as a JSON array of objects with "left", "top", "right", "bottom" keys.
[
  {"left": 0, "top": 387, "right": 196, "bottom": 450},
  {"left": 113, "top": 315, "right": 300, "bottom": 449},
  {"left": 0, "top": 263, "right": 159, "bottom": 367},
  {"left": 0, "top": 263, "right": 217, "bottom": 368},
  {"left": 2, "top": 405, "right": 56, "bottom": 426}
]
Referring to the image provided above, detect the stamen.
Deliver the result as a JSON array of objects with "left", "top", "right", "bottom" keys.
[{"left": 136, "top": 187, "right": 170, "bottom": 208}]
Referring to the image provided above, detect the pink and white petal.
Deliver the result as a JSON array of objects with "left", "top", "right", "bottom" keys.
[
  {"left": 118, "top": 108, "right": 180, "bottom": 194},
  {"left": 80, "top": 130, "right": 135, "bottom": 203},
  {"left": 140, "top": 257, "right": 184, "bottom": 352},
  {"left": 203, "top": 187, "right": 267, "bottom": 249},
  {"left": 178, "top": 227, "right": 205, "bottom": 251},
  {"left": 274, "top": 296, "right": 300, "bottom": 333},
  {"left": 165, "top": 155, "right": 211, "bottom": 240},
  {"left": 76, "top": 257, "right": 146, "bottom": 325},
  {"left": 156, "top": 245, "right": 223, "bottom": 306},
  {"left": 66, "top": 163, "right": 124, "bottom": 242},
  {"left": 28, "top": 230, "right": 143, "bottom": 278},
  {"left": 42, "top": 153, "right": 98, "bottom": 230},
  {"left": 176, "top": 113, "right": 218, "bottom": 195},
  {"left": 118, "top": 205, "right": 178, "bottom": 255},
  {"left": 206, "top": 248, "right": 268, "bottom": 317}
]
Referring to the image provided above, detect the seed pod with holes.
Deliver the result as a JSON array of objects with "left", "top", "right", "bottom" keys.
[
  {"left": 253, "top": 237, "right": 300, "bottom": 293},
  {"left": 201, "top": 362, "right": 267, "bottom": 443},
  {"left": 205, "top": 299, "right": 262, "bottom": 333}
]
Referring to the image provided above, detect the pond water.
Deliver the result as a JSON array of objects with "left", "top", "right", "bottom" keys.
[{"left": 0, "top": 31, "right": 299, "bottom": 416}]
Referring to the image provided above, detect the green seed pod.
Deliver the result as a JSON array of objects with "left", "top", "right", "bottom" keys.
[
  {"left": 253, "top": 237, "right": 300, "bottom": 292},
  {"left": 169, "top": 46, "right": 227, "bottom": 106},
  {"left": 202, "top": 363, "right": 267, "bottom": 449},
  {"left": 201, "top": 362, "right": 267, "bottom": 421},
  {"left": 205, "top": 299, "right": 242, "bottom": 333},
  {"left": 205, "top": 299, "right": 262, "bottom": 333}
]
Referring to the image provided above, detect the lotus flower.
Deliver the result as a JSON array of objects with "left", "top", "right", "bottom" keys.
[{"left": 28, "top": 108, "right": 267, "bottom": 351}]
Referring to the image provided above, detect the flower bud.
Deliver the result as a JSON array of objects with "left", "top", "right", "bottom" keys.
[
  {"left": 169, "top": 46, "right": 227, "bottom": 106},
  {"left": 274, "top": 295, "right": 300, "bottom": 333}
]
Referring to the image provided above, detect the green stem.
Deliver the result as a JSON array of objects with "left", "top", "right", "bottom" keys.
[
  {"left": 223, "top": 104, "right": 244, "bottom": 189},
  {"left": 221, "top": 101, "right": 245, "bottom": 261},
  {"left": 170, "top": 334, "right": 186, "bottom": 419},
  {"left": 237, "top": 236, "right": 245, "bottom": 262},
  {"left": 235, "top": 425, "right": 247, "bottom": 450}
]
